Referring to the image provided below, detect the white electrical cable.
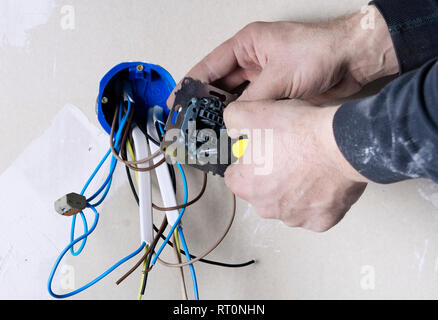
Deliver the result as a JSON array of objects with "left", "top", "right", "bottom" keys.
[
  {"left": 131, "top": 125, "right": 154, "bottom": 245},
  {"left": 146, "top": 109, "right": 180, "bottom": 226}
]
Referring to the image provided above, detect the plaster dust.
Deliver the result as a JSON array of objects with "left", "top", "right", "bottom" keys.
[
  {"left": 0, "top": 104, "right": 125, "bottom": 299},
  {"left": 2, "top": 0, "right": 438, "bottom": 300},
  {"left": 0, "top": 0, "right": 56, "bottom": 48}
]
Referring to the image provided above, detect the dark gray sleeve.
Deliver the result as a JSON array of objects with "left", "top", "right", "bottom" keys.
[
  {"left": 371, "top": 0, "right": 438, "bottom": 73},
  {"left": 333, "top": 58, "right": 438, "bottom": 184}
]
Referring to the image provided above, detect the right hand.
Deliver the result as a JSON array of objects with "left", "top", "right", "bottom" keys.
[{"left": 169, "top": 5, "right": 399, "bottom": 105}]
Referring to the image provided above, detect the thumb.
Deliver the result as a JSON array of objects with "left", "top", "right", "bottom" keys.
[{"left": 224, "top": 100, "right": 266, "bottom": 138}]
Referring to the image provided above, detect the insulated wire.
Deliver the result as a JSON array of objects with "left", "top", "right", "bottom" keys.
[
  {"left": 156, "top": 192, "right": 236, "bottom": 268},
  {"left": 137, "top": 245, "right": 148, "bottom": 300},
  {"left": 116, "top": 161, "right": 192, "bottom": 286},
  {"left": 125, "top": 138, "right": 155, "bottom": 298},
  {"left": 172, "top": 232, "right": 188, "bottom": 300},
  {"left": 126, "top": 140, "right": 139, "bottom": 182},
  {"left": 49, "top": 101, "right": 145, "bottom": 299},
  {"left": 150, "top": 162, "right": 189, "bottom": 267},
  {"left": 70, "top": 101, "right": 129, "bottom": 256},
  {"left": 126, "top": 140, "right": 149, "bottom": 300},
  {"left": 123, "top": 141, "right": 256, "bottom": 269},
  {"left": 177, "top": 225, "right": 198, "bottom": 300},
  {"left": 168, "top": 163, "right": 198, "bottom": 299},
  {"left": 109, "top": 104, "right": 162, "bottom": 168},
  {"left": 48, "top": 204, "right": 146, "bottom": 299},
  {"left": 150, "top": 123, "right": 238, "bottom": 269},
  {"left": 116, "top": 216, "right": 168, "bottom": 286},
  {"left": 116, "top": 114, "right": 256, "bottom": 287}
]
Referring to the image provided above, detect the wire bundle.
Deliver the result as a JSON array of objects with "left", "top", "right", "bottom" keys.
[{"left": 48, "top": 96, "right": 255, "bottom": 300}]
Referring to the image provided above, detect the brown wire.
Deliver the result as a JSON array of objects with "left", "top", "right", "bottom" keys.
[
  {"left": 115, "top": 215, "right": 168, "bottom": 285},
  {"left": 152, "top": 172, "right": 208, "bottom": 211},
  {"left": 141, "top": 193, "right": 236, "bottom": 272},
  {"left": 155, "top": 193, "right": 236, "bottom": 268},
  {"left": 110, "top": 103, "right": 161, "bottom": 167},
  {"left": 114, "top": 100, "right": 233, "bottom": 282},
  {"left": 120, "top": 173, "right": 209, "bottom": 278},
  {"left": 111, "top": 103, "right": 166, "bottom": 172}
]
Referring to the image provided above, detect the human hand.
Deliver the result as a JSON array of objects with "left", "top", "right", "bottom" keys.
[
  {"left": 168, "top": 5, "right": 398, "bottom": 106},
  {"left": 223, "top": 99, "right": 369, "bottom": 232}
]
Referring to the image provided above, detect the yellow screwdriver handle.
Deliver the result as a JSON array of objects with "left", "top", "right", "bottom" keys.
[{"left": 232, "top": 138, "right": 249, "bottom": 159}]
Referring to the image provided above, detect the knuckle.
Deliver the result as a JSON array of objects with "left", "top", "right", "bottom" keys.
[
  {"left": 245, "top": 21, "right": 266, "bottom": 32},
  {"left": 224, "top": 166, "right": 252, "bottom": 201},
  {"left": 282, "top": 219, "right": 303, "bottom": 228},
  {"left": 308, "top": 224, "right": 332, "bottom": 233},
  {"left": 303, "top": 213, "right": 339, "bottom": 233},
  {"left": 256, "top": 207, "right": 277, "bottom": 219},
  {"left": 224, "top": 102, "right": 250, "bottom": 130},
  {"left": 224, "top": 167, "right": 239, "bottom": 190},
  {"left": 223, "top": 103, "right": 236, "bottom": 126}
]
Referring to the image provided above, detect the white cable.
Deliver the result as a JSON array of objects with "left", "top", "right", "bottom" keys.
[
  {"left": 147, "top": 109, "right": 180, "bottom": 226},
  {"left": 131, "top": 125, "right": 154, "bottom": 245}
]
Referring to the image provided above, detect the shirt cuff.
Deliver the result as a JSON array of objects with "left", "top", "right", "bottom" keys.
[{"left": 370, "top": 0, "right": 438, "bottom": 73}]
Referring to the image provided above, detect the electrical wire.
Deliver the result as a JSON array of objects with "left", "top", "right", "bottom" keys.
[
  {"left": 152, "top": 172, "right": 208, "bottom": 212},
  {"left": 69, "top": 100, "right": 129, "bottom": 256},
  {"left": 116, "top": 216, "right": 168, "bottom": 286},
  {"left": 49, "top": 100, "right": 147, "bottom": 299},
  {"left": 156, "top": 192, "right": 236, "bottom": 268},
  {"left": 124, "top": 140, "right": 152, "bottom": 299},
  {"left": 124, "top": 147, "right": 256, "bottom": 269},
  {"left": 54, "top": 96, "right": 255, "bottom": 299},
  {"left": 117, "top": 161, "right": 194, "bottom": 286},
  {"left": 151, "top": 123, "right": 248, "bottom": 269},
  {"left": 137, "top": 245, "right": 148, "bottom": 300},
  {"left": 164, "top": 162, "right": 198, "bottom": 299},
  {"left": 109, "top": 104, "right": 162, "bottom": 168},
  {"left": 124, "top": 137, "right": 157, "bottom": 298},
  {"left": 48, "top": 204, "right": 146, "bottom": 299},
  {"left": 149, "top": 162, "right": 188, "bottom": 267},
  {"left": 140, "top": 245, "right": 153, "bottom": 295},
  {"left": 172, "top": 232, "right": 188, "bottom": 300},
  {"left": 177, "top": 225, "right": 198, "bottom": 300}
]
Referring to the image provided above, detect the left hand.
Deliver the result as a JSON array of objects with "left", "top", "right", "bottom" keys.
[{"left": 223, "top": 99, "right": 369, "bottom": 232}]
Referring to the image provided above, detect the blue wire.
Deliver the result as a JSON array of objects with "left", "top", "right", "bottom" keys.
[
  {"left": 50, "top": 106, "right": 197, "bottom": 299},
  {"left": 48, "top": 204, "right": 146, "bottom": 299},
  {"left": 151, "top": 161, "right": 187, "bottom": 265},
  {"left": 155, "top": 122, "right": 199, "bottom": 299},
  {"left": 149, "top": 159, "right": 200, "bottom": 299},
  {"left": 151, "top": 123, "right": 187, "bottom": 266},
  {"left": 69, "top": 212, "right": 88, "bottom": 256},
  {"left": 69, "top": 101, "right": 131, "bottom": 255},
  {"left": 177, "top": 225, "right": 199, "bottom": 300}
]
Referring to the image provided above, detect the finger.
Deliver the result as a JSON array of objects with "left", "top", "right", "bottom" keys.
[
  {"left": 238, "top": 66, "right": 285, "bottom": 101},
  {"left": 186, "top": 38, "right": 239, "bottom": 83},
  {"left": 223, "top": 101, "right": 265, "bottom": 138},
  {"left": 213, "top": 66, "right": 261, "bottom": 92},
  {"left": 167, "top": 82, "right": 182, "bottom": 109},
  {"left": 167, "top": 38, "right": 240, "bottom": 109},
  {"left": 224, "top": 162, "right": 253, "bottom": 202}
]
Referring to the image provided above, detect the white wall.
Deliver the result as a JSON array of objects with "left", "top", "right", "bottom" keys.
[{"left": 1, "top": 0, "right": 438, "bottom": 300}]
